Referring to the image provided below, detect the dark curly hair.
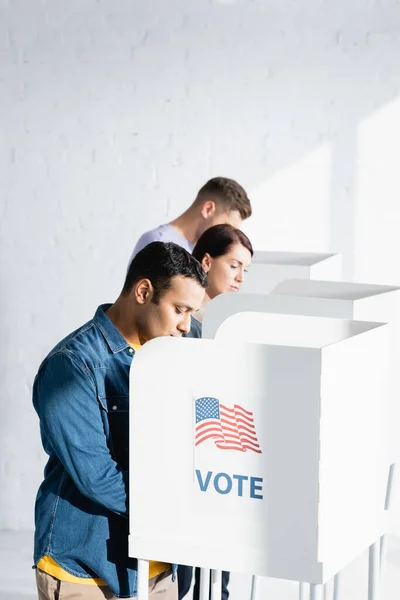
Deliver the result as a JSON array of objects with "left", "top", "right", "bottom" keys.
[{"left": 123, "top": 241, "right": 207, "bottom": 303}]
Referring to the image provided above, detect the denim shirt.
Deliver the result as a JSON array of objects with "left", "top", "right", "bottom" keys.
[{"left": 33, "top": 304, "right": 176, "bottom": 598}]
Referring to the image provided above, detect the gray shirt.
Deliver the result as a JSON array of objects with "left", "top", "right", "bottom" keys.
[{"left": 129, "top": 224, "right": 194, "bottom": 265}]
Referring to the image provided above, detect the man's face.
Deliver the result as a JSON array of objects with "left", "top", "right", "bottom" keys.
[{"left": 136, "top": 275, "right": 205, "bottom": 343}]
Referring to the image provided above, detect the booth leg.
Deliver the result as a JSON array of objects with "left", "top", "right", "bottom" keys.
[
  {"left": 323, "top": 580, "right": 330, "bottom": 600},
  {"left": 250, "top": 575, "right": 260, "bottom": 600},
  {"left": 137, "top": 559, "right": 149, "bottom": 600},
  {"left": 299, "top": 582, "right": 308, "bottom": 600},
  {"left": 310, "top": 583, "right": 323, "bottom": 600},
  {"left": 379, "top": 536, "right": 387, "bottom": 600},
  {"left": 333, "top": 572, "right": 342, "bottom": 600},
  {"left": 380, "top": 463, "right": 396, "bottom": 594},
  {"left": 210, "top": 569, "right": 222, "bottom": 600},
  {"left": 380, "top": 534, "right": 386, "bottom": 574},
  {"left": 200, "top": 568, "right": 211, "bottom": 600},
  {"left": 368, "top": 541, "right": 381, "bottom": 600}
]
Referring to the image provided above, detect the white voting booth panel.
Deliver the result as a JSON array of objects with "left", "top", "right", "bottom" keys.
[
  {"left": 129, "top": 315, "right": 389, "bottom": 586},
  {"left": 239, "top": 251, "right": 341, "bottom": 295},
  {"left": 271, "top": 279, "right": 400, "bottom": 463},
  {"left": 203, "top": 282, "right": 400, "bottom": 462},
  {"left": 202, "top": 281, "right": 399, "bottom": 599}
]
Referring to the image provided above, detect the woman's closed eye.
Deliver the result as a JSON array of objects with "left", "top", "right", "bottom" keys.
[{"left": 230, "top": 264, "right": 248, "bottom": 273}]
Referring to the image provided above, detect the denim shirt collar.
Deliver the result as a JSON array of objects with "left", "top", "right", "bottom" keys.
[{"left": 93, "top": 304, "right": 131, "bottom": 354}]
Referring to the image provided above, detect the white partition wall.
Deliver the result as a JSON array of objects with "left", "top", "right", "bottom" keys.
[
  {"left": 239, "top": 251, "right": 341, "bottom": 295},
  {"left": 129, "top": 315, "right": 389, "bottom": 585},
  {"left": 201, "top": 292, "right": 362, "bottom": 339},
  {"left": 201, "top": 279, "right": 400, "bottom": 599},
  {"left": 203, "top": 282, "right": 400, "bottom": 461},
  {"left": 271, "top": 280, "right": 400, "bottom": 462}
]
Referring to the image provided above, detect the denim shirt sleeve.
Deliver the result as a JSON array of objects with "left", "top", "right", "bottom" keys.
[{"left": 34, "top": 350, "right": 129, "bottom": 517}]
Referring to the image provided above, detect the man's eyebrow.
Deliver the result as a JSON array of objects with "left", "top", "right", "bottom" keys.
[{"left": 176, "top": 303, "right": 195, "bottom": 312}]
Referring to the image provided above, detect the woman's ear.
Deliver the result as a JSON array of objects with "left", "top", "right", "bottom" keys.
[{"left": 201, "top": 253, "right": 212, "bottom": 273}]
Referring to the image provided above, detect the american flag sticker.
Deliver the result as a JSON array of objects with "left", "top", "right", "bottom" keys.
[{"left": 195, "top": 397, "right": 262, "bottom": 453}]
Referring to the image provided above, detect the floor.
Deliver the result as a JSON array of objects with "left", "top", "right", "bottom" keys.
[{"left": 1, "top": 531, "right": 400, "bottom": 599}]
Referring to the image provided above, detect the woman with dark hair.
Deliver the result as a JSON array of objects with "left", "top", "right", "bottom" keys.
[
  {"left": 180, "top": 225, "right": 253, "bottom": 600},
  {"left": 185, "top": 223, "right": 253, "bottom": 338}
]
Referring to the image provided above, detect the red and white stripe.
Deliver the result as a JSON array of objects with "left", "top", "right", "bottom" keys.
[{"left": 195, "top": 403, "right": 261, "bottom": 454}]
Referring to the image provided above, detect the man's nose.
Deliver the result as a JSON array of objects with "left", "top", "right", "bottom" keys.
[{"left": 178, "top": 313, "right": 191, "bottom": 334}]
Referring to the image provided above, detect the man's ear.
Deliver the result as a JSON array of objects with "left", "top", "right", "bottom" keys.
[
  {"left": 201, "top": 253, "right": 212, "bottom": 273},
  {"left": 200, "top": 200, "right": 216, "bottom": 219},
  {"left": 134, "top": 279, "right": 153, "bottom": 304}
]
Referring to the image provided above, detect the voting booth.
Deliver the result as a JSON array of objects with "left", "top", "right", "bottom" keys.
[
  {"left": 129, "top": 314, "right": 389, "bottom": 593},
  {"left": 271, "top": 279, "right": 400, "bottom": 463},
  {"left": 239, "top": 251, "right": 341, "bottom": 295},
  {"left": 202, "top": 281, "right": 400, "bottom": 464},
  {"left": 128, "top": 246, "right": 395, "bottom": 599}
]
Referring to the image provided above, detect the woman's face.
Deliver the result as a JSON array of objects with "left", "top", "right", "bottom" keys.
[{"left": 202, "top": 242, "right": 252, "bottom": 299}]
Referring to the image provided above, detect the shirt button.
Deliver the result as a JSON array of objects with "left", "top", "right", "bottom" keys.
[
  {"left": 112, "top": 405, "right": 117, "bottom": 411},
  {"left": 129, "top": 348, "right": 134, "bottom": 353}
]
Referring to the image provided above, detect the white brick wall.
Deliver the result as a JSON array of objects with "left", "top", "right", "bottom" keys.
[{"left": 1, "top": 0, "right": 400, "bottom": 540}]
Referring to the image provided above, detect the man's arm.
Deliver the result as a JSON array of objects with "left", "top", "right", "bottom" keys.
[{"left": 34, "top": 351, "right": 128, "bottom": 517}]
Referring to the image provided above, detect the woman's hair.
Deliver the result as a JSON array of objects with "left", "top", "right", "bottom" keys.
[{"left": 192, "top": 224, "right": 253, "bottom": 263}]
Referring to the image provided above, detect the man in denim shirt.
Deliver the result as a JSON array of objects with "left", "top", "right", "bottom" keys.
[{"left": 33, "top": 242, "right": 207, "bottom": 600}]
